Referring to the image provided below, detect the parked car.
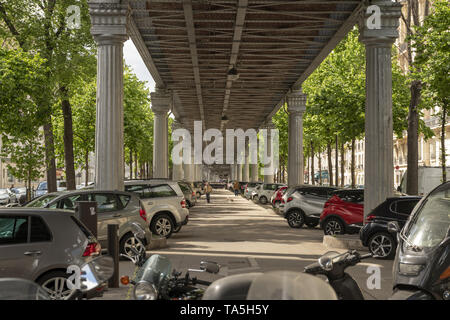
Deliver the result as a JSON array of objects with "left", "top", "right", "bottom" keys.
[
  {"left": 398, "top": 166, "right": 450, "bottom": 196},
  {"left": 10, "top": 187, "right": 27, "bottom": 204},
  {"left": 124, "top": 179, "right": 189, "bottom": 238},
  {"left": 35, "top": 180, "right": 67, "bottom": 198},
  {"left": 244, "top": 182, "right": 262, "bottom": 200},
  {"left": 281, "top": 185, "right": 339, "bottom": 228},
  {"left": 255, "top": 183, "right": 286, "bottom": 205},
  {"left": 24, "top": 190, "right": 150, "bottom": 257},
  {"left": 239, "top": 181, "right": 248, "bottom": 195},
  {"left": 0, "top": 208, "right": 101, "bottom": 299},
  {"left": 271, "top": 186, "right": 288, "bottom": 208},
  {"left": 192, "top": 181, "right": 205, "bottom": 198},
  {"left": 359, "top": 196, "right": 422, "bottom": 259},
  {"left": 0, "top": 189, "right": 17, "bottom": 205},
  {"left": 320, "top": 189, "right": 364, "bottom": 235},
  {"left": 178, "top": 181, "right": 197, "bottom": 208}
]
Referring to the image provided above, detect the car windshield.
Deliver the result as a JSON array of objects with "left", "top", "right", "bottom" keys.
[
  {"left": 134, "top": 254, "right": 172, "bottom": 290},
  {"left": 403, "top": 183, "right": 450, "bottom": 249},
  {"left": 37, "top": 182, "right": 47, "bottom": 190},
  {"left": 25, "top": 194, "right": 59, "bottom": 208}
]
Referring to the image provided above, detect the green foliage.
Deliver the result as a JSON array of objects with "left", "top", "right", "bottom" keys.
[{"left": 412, "top": 0, "right": 449, "bottom": 113}]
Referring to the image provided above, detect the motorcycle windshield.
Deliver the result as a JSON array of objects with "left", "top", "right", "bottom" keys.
[
  {"left": 135, "top": 254, "right": 172, "bottom": 288},
  {"left": 0, "top": 279, "right": 50, "bottom": 300},
  {"left": 403, "top": 183, "right": 450, "bottom": 250},
  {"left": 246, "top": 271, "right": 338, "bottom": 300}
]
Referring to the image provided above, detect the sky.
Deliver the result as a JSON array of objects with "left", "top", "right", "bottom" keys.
[{"left": 123, "top": 39, "right": 156, "bottom": 91}]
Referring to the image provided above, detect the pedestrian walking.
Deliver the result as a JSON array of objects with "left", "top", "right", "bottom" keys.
[
  {"left": 233, "top": 181, "right": 240, "bottom": 196},
  {"left": 205, "top": 182, "right": 213, "bottom": 203}
]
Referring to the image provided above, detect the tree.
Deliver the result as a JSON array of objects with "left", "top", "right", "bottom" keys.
[
  {"left": 0, "top": 0, "right": 95, "bottom": 191},
  {"left": 0, "top": 47, "right": 47, "bottom": 199},
  {"left": 412, "top": 0, "right": 449, "bottom": 182}
]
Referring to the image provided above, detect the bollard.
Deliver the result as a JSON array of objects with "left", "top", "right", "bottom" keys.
[{"left": 107, "top": 224, "right": 120, "bottom": 288}]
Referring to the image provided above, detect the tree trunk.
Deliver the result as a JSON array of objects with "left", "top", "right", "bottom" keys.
[
  {"left": 311, "top": 141, "right": 315, "bottom": 185},
  {"left": 129, "top": 149, "right": 133, "bottom": 179},
  {"left": 351, "top": 139, "right": 356, "bottom": 188},
  {"left": 340, "top": 143, "right": 345, "bottom": 187},
  {"left": 60, "top": 87, "right": 76, "bottom": 190},
  {"left": 441, "top": 105, "right": 447, "bottom": 182},
  {"left": 335, "top": 135, "right": 339, "bottom": 187},
  {"left": 406, "top": 80, "right": 421, "bottom": 195},
  {"left": 134, "top": 151, "right": 138, "bottom": 179},
  {"left": 43, "top": 122, "right": 57, "bottom": 193},
  {"left": 318, "top": 148, "right": 322, "bottom": 186},
  {"left": 306, "top": 153, "right": 310, "bottom": 184},
  {"left": 85, "top": 150, "right": 89, "bottom": 186},
  {"left": 327, "top": 142, "right": 333, "bottom": 186}
]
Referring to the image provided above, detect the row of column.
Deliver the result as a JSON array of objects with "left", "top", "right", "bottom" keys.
[{"left": 89, "top": 0, "right": 402, "bottom": 219}]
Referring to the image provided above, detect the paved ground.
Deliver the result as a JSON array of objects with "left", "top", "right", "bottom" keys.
[{"left": 99, "top": 189, "right": 394, "bottom": 300}]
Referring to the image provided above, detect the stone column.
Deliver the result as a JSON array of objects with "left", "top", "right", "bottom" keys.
[
  {"left": 89, "top": 1, "right": 128, "bottom": 191},
  {"left": 262, "top": 121, "right": 275, "bottom": 183},
  {"left": 237, "top": 164, "right": 242, "bottom": 181},
  {"left": 171, "top": 120, "right": 184, "bottom": 181},
  {"left": 359, "top": 0, "right": 402, "bottom": 220},
  {"left": 151, "top": 89, "right": 171, "bottom": 179},
  {"left": 243, "top": 140, "right": 250, "bottom": 182},
  {"left": 287, "top": 91, "right": 307, "bottom": 187}
]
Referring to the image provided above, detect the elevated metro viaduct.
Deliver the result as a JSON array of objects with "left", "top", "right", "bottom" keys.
[{"left": 89, "top": 0, "right": 402, "bottom": 218}]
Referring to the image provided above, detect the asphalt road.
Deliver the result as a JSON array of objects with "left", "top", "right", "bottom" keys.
[{"left": 101, "top": 189, "right": 395, "bottom": 300}]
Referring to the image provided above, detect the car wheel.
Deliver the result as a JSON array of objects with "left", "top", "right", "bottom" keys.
[
  {"left": 286, "top": 210, "right": 305, "bottom": 228},
  {"left": 37, "top": 271, "right": 73, "bottom": 300},
  {"left": 150, "top": 213, "right": 174, "bottom": 238},
  {"left": 306, "top": 221, "right": 318, "bottom": 228},
  {"left": 323, "top": 218, "right": 345, "bottom": 235},
  {"left": 259, "top": 196, "right": 268, "bottom": 204},
  {"left": 173, "top": 225, "right": 182, "bottom": 233},
  {"left": 120, "top": 233, "right": 146, "bottom": 260},
  {"left": 368, "top": 232, "right": 396, "bottom": 259}
]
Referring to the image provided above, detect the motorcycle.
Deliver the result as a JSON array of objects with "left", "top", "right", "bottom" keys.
[
  {"left": 203, "top": 182, "right": 449, "bottom": 300},
  {"left": 0, "top": 255, "right": 114, "bottom": 300},
  {"left": 120, "top": 223, "right": 221, "bottom": 300}
]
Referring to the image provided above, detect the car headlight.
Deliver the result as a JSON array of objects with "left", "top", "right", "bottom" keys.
[
  {"left": 399, "top": 263, "right": 424, "bottom": 276},
  {"left": 134, "top": 282, "right": 158, "bottom": 300}
]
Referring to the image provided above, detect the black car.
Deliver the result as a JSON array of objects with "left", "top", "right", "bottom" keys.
[{"left": 359, "top": 196, "right": 422, "bottom": 259}]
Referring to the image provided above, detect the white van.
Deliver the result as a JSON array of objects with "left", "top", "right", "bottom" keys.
[{"left": 398, "top": 166, "right": 450, "bottom": 195}]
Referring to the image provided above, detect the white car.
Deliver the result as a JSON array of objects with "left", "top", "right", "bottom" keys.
[
  {"left": 124, "top": 180, "right": 189, "bottom": 238},
  {"left": 35, "top": 181, "right": 67, "bottom": 198},
  {"left": 255, "top": 183, "right": 286, "bottom": 205}
]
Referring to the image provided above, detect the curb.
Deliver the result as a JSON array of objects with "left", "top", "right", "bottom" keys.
[{"left": 323, "top": 235, "right": 366, "bottom": 251}]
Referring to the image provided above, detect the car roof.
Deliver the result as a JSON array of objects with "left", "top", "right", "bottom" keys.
[
  {"left": 0, "top": 208, "right": 74, "bottom": 216},
  {"left": 124, "top": 179, "right": 177, "bottom": 185}
]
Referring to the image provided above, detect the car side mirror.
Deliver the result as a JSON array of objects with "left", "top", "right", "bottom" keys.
[{"left": 387, "top": 221, "right": 400, "bottom": 234}]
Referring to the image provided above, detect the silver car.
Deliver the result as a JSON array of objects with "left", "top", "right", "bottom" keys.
[
  {"left": 178, "top": 181, "right": 197, "bottom": 208},
  {"left": 35, "top": 180, "right": 67, "bottom": 198},
  {"left": 244, "top": 182, "right": 262, "bottom": 200},
  {"left": 25, "top": 190, "right": 150, "bottom": 258},
  {"left": 125, "top": 180, "right": 189, "bottom": 238},
  {"left": 280, "top": 185, "right": 338, "bottom": 228},
  {"left": 0, "top": 189, "right": 16, "bottom": 205},
  {"left": 0, "top": 208, "right": 99, "bottom": 299},
  {"left": 255, "top": 183, "right": 287, "bottom": 205}
]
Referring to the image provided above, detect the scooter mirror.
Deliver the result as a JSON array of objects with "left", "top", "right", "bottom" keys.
[
  {"left": 200, "top": 261, "right": 220, "bottom": 274},
  {"left": 387, "top": 221, "right": 400, "bottom": 234},
  {"left": 318, "top": 256, "right": 334, "bottom": 271},
  {"left": 131, "top": 223, "right": 146, "bottom": 240}
]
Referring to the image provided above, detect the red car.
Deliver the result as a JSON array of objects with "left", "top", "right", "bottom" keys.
[
  {"left": 320, "top": 189, "right": 364, "bottom": 235},
  {"left": 271, "top": 186, "right": 288, "bottom": 208}
]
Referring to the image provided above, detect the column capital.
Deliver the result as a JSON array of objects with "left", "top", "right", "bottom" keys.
[
  {"left": 358, "top": 0, "right": 402, "bottom": 47},
  {"left": 88, "top": 0, "right": 129, "bottom": 44},
  {"left": 151, "top": 91, "right": 171, "bottom": 115},
  {"left": 261, "top": 119, "right": 275, "bottom": 130},
  {"left": 287, "top": 91, "right": 307, "bottom": 115}
]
